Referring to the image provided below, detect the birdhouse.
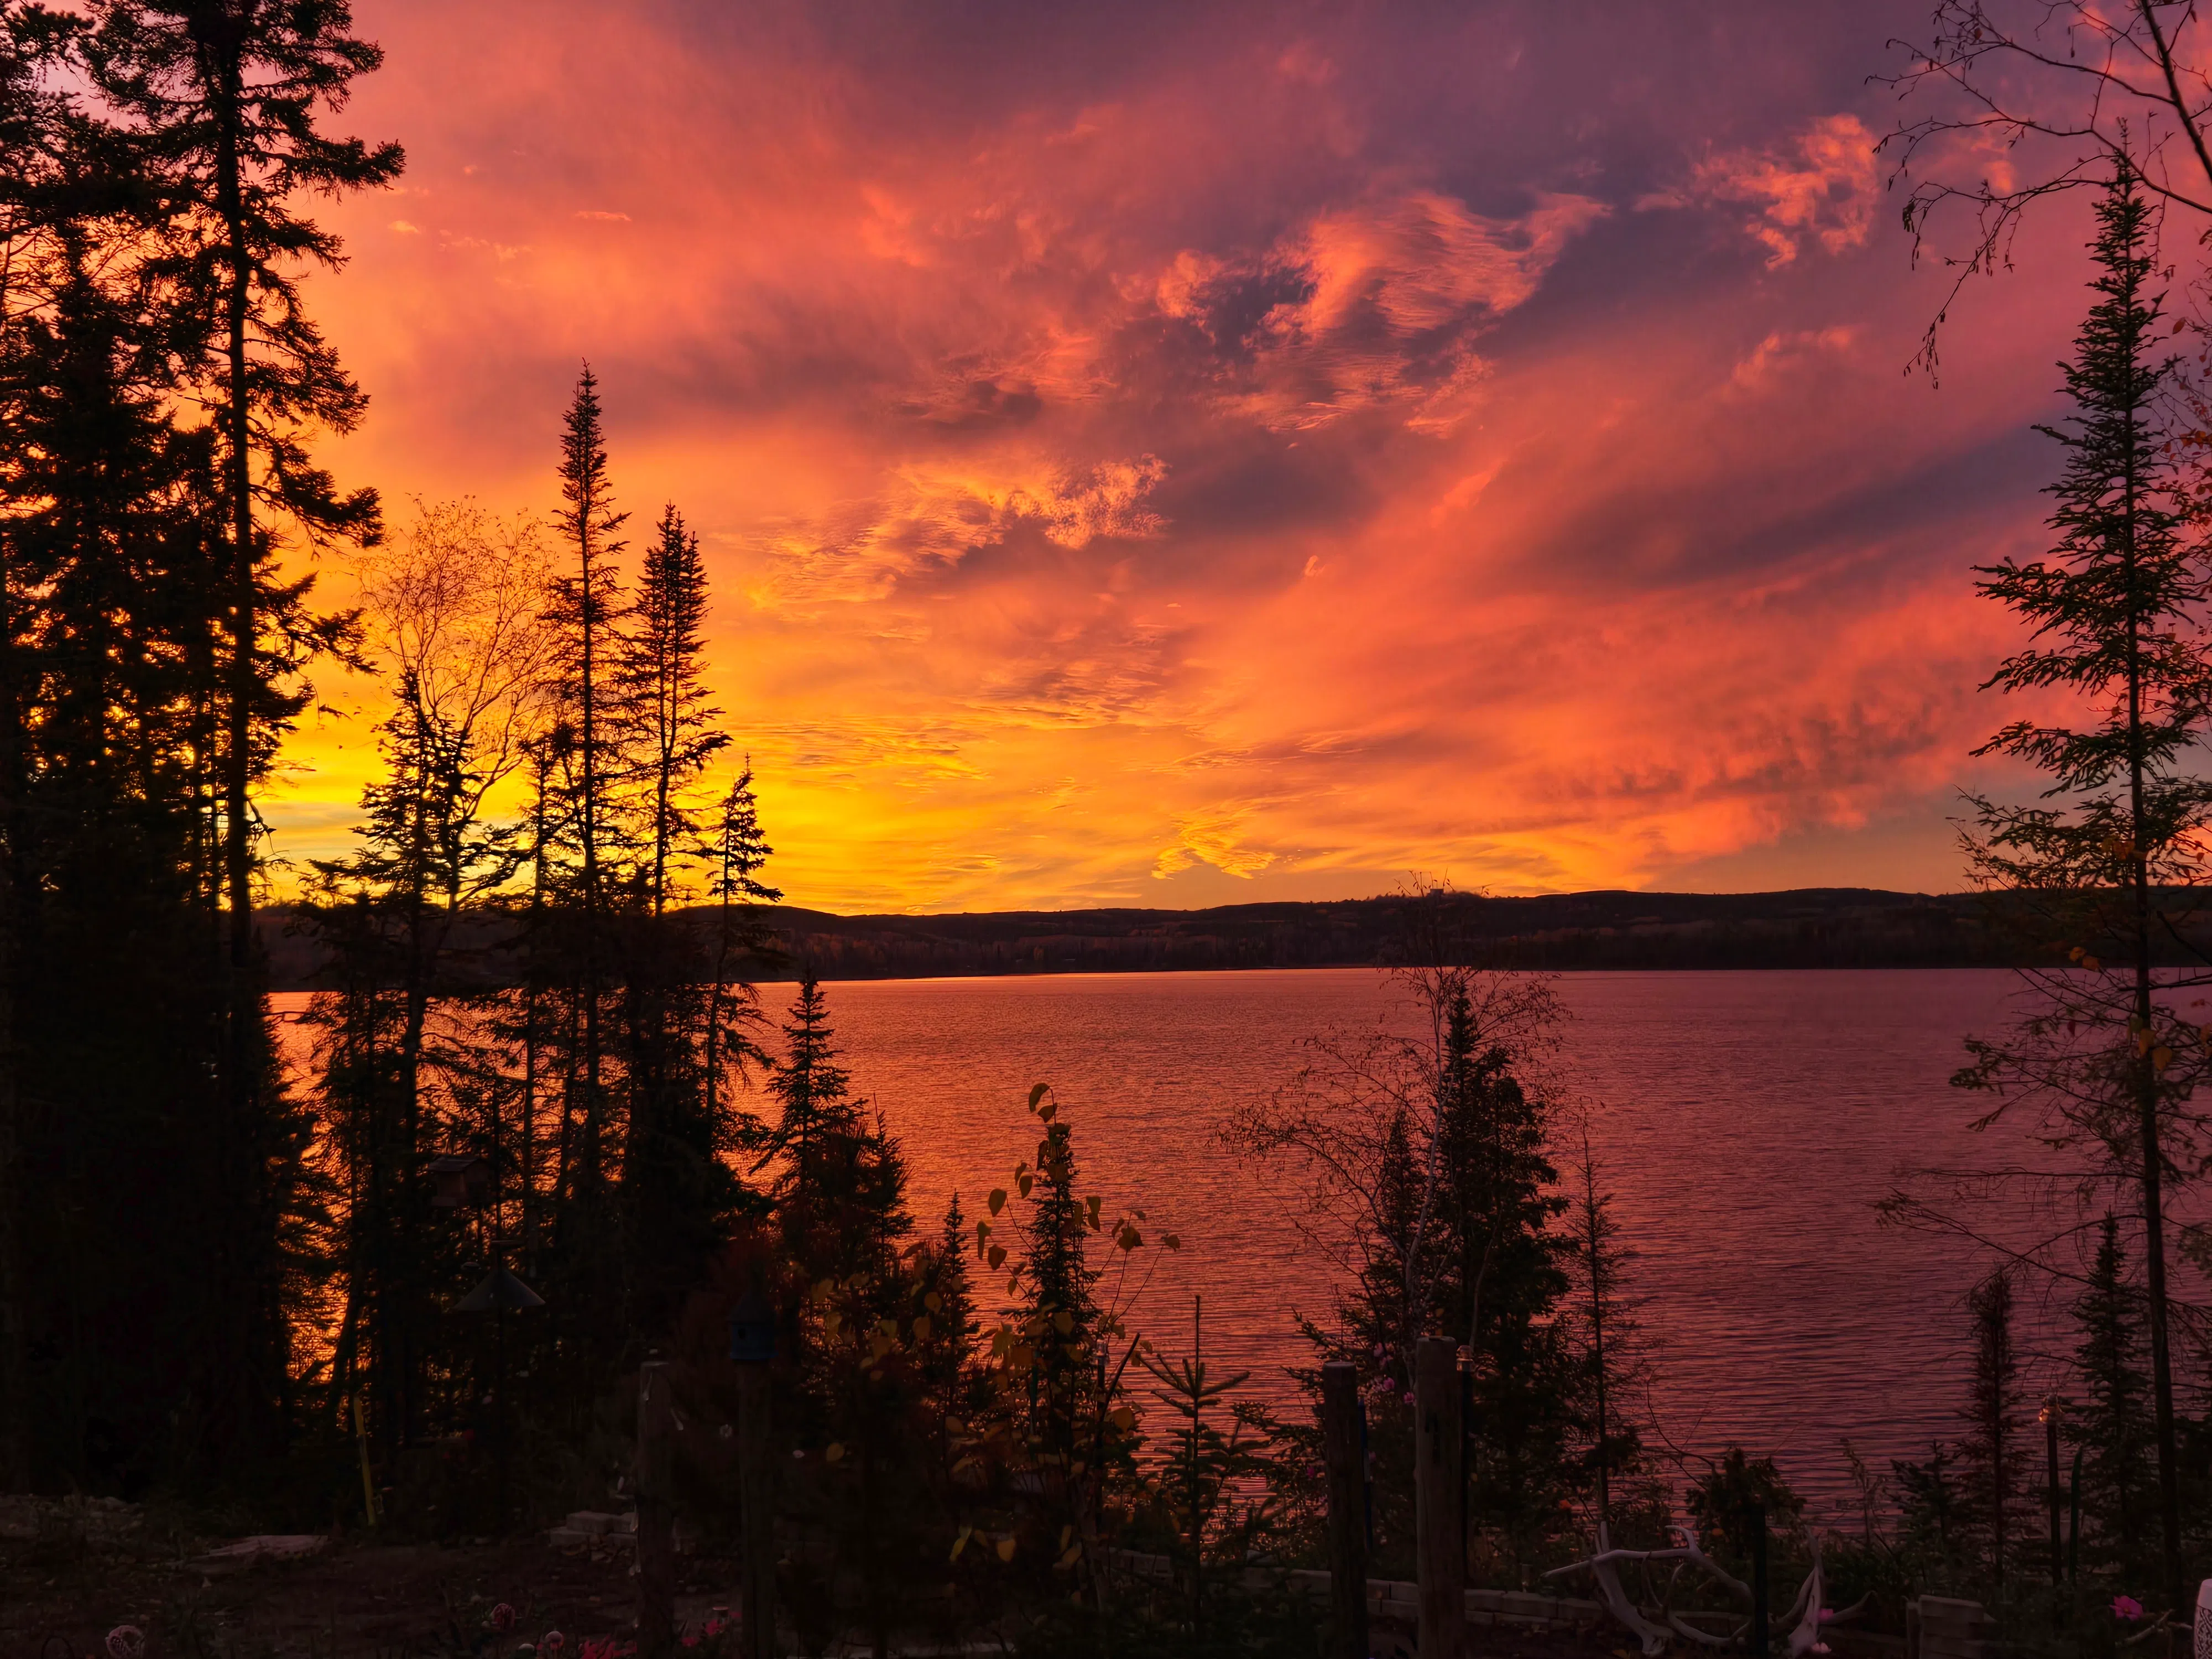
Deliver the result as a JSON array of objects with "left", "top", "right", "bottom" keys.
[
  {"left": 429, "top": 1154, "right": 493, "bottom": 1209},
  {"left": 728, "top": 1287, "right": 776, "bottom": 1365}
]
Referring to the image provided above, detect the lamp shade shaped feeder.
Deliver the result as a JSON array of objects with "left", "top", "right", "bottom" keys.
[
  {"left": 728, "top": 1287, "right": 777, "bottom": 1364},
  {"left": 456, "top": 1266, "right": 545, "bottom": 1314},
  {"left": 430, "top": 1153, "right": 493, "bottom": 1209}
]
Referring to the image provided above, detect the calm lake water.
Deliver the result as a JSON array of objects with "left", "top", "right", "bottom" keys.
[{"left": 275, "top": 967, "right": 2098, "bottom": 1517}]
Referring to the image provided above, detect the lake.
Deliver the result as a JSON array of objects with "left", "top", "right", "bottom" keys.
[{"left": 275, "top": 966, "right": 2100, "bottom": 1519}]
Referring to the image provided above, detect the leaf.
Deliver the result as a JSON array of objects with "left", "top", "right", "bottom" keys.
[
  {"left": 988, "top": 1189, "right": 1007, "bottom": 1217},
  {"left": 1085, "top": 1194, "right": 1103, "bottom": 1230},
  {"left": 1029, "top": 1082, "right": 1050, "bottom": 1109},
  {"left": 914, "top": 1314, "right": 932, "bottom": 1340},
  {"left": 1053, "top": 1310, "right": 1074, "bottom": 1334},
  {"left": 2155, "top": 1046, "right": 2176, "bottom": 1073},
  {"left": 1109, "top": 1405, "right": 1135, "bottom": 1431},
  {"left": 988, "top": 1245, "right": 1007, "bottom": 1270},
  {"left": 996, "top": 1535, "right": 1017, "bottom": 1562},
  {"left": 1017, "top": 1173, "right": 1034, "bottom": 1198},
  {"left": 925, "top": 1291, "right": 943, "bottom": 1312},
  {"left": 1162, "top": 1233, "right": 1181, "bottom": 1250},
  {"left": 825, "top": 1443, "right": 845, "bottom": 1464}
]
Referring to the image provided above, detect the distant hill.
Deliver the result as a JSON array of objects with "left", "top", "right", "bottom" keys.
[
  {"left": 738, "top": 888, "right": 2026, "bottom": 979},
  {"left": 257, "top": 886, "right": 2106, "bottom": 989}
]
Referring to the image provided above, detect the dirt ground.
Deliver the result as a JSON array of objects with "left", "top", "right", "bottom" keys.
[
  {"left": 0, "top": 1498, "right": 736, "bottom": 1659},
  {"left": 0, "top": 1496, "right": 1648, "bottom": 1659}
]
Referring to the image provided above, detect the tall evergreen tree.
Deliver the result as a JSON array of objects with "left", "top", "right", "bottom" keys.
[
  {"left": 1427, "top": 984, "right": 1577, "bottom": 1563},
  {"left": 542, "top": 363, "right": 630, "bottom": 1217},
  {"left": 69, "top": 0, "right": 401, "bottom": 1477},
  {"left": 701, "top": 764, "right": 778, "bottom": 1126},
  {"left": 763, "top": 975, "right": 858, "bottom": 1245},
  {"left": 1958, "top": 1269, "right": 2026, "bottom": 1592},
  {"left": 2069, "top": 1213, "right": 2156, "bottom": 1580},
  {"left": 920, "top": 1195, "right": 979, "bottom": 1421},
  {"left": 1016, "top": 1117, "right": 1102, "bottom": 1474},
  {"left": 1944, "top": 160, "right": 2212, "bottom": 1611},
  {"left": 628, "top": 502, "right": 724, "bottom": 916}
]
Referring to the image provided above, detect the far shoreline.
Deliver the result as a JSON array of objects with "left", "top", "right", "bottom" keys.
[{"left": 257, "top": 885, "right": 2165, "bottom": 989}]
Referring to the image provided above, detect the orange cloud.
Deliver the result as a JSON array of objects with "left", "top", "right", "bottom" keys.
[{"left": 1650, "top": 113, "right": 1881, "bottom": 267}]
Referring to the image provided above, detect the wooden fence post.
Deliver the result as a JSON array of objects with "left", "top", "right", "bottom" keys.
[
  {"left": 737, "top": 1362, "right": 775, "bottom": 1659},
  {"left": 1415, "top": 1335, "right": 1464, "bottom": 1659},
  {"left": 1322, "top": 1361, "right": 1369, "bottom": 1659},
  {"left": 636, "top": 1360, "right": 676, "bottom": 1659},
  {"left": 1749, "top": 1503, "right": 1769, "bottom": 1659}
]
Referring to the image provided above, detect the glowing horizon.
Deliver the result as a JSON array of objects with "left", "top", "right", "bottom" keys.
[{"left": 264, "top": 0, "right": 2098, "bottom": 915}]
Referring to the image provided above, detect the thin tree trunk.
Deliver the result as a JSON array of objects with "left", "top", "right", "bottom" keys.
[
  {"left": 206, "top": 29, "right": 265, "bottom": 1463},
  {"left": 0, "top": 518, "right": 29, "bottom": 1489},
  {"left": 522, "top": 762, "right": 546, "bottom": 1262},
  {"left": 1583, "top": 1147, "right": 1609, "bottom": 1528},
  {"left": 2119, "top": 352, "right": 2184, "bottom": 1611}
]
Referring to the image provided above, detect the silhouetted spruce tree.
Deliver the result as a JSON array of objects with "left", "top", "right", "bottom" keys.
[
  {"left": 750, "top": 977, "right": 922, "bottom": 1644},
  {"left": 1567, "top": 1117, "right": 1647, "bottom": 1531},
  {"left": 629, "top": 503, "right": 725, "bottom": 915},
  {"left": 1942, "top": 161, "right": 2212, "bottom": 1611},
  {"left": 0, "top": 18, "right": 374, "bottom": 1486},
  {"left": 701, "top": 764, "right": 779, "bottom": 1129},
  {"left": 919, "top": 1196, "right": 980, "bottom": 1426},
  {"left": 763, "top": 977, "right": 857, "bottom": 1248},
  {"left": 1893, "top": 1443, "right": 1965, "bottom": 1576},
  {"left": 533, "top": 364, "right": 635, "bottom": 1368},
  {"left": 1958, "top": 1269, "right": 2027, "bottom": 1592},
  {"left": 72, "top": 0, "right": 400, "bottom": 1475},
  {"left": 0, "top": 7, "right": 69, "bottom": 1489},
  {"left": 614, "top": 500, "right": 743, "bottom": 1333},
  {"left": 1426, "top": 985, "right": 1578, "bottom": 1563},
  {"left": 1015, "top": 1118, "right": 1103, "bottom": 1486},
  {"left": 2069, "top": 1214, "right": 2156, "bottom": 1581},
  {"left": 3, "top": 255, "right": 254, "bottom": 1490}
]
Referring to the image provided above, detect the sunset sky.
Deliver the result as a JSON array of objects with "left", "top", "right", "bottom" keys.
[{"left": 271, "top": 0, "right": 2112, "bottom": 914}]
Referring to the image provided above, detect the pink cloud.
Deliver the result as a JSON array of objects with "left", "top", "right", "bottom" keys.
[{"left": 1652, "top": 113, "right": 1881, "bottom": 267}]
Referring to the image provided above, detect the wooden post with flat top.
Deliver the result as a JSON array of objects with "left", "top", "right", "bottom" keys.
[
  {"left": 636, "top": 1359, "right": 676, "bottom": 1659},
  {"left": 1415, "top": 1335, "right": 1464, "bottom": 1659},
  {"left": 1321, "top": 1361, "right": 1369, "bottom": 1659},
  {"left": 737, "top": 1360, "right": 775, "bottom": 1659}
]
